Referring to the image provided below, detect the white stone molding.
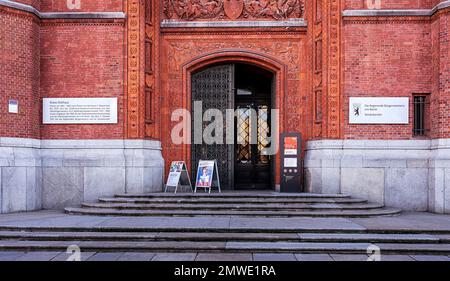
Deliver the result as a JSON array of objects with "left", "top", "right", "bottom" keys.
[
  {"left": 161, "top": 19, "right": 307, "bottom": 28},
  {"left": 342, "top": 0, "right": 450, "bottom": 17},
  {"left": 0, "top": 0, "right": 125, "bottom": 19}
]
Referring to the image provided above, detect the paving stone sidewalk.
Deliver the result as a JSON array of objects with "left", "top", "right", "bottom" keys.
[{"left": 0, "top": 251, "right": 449, "bottom": 261}]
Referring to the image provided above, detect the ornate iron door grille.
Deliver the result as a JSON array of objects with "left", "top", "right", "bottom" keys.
[
  {"left": 191, "top": 64, "right": 235, "bottom": 189},
  {"left": 236, "top": 104, "right": 271, "bottom": 165}
]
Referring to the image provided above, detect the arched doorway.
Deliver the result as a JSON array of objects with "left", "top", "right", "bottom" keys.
[{"left": 191, "top": 63, "right": 275, "bottom": 190}]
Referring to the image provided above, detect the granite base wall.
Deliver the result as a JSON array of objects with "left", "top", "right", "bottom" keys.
[
  {"left": 0, "top": 138, "right": 164, "bottom": 213},
  {"left": 305, "top": 139, "right": 450, "bottom": 213}
]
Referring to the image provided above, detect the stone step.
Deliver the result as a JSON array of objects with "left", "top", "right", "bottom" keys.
[
  {"left": 225, "top": 242, "right": 450, "bottom": 255},
  {"left": 0, "top": 239, "right": 450, "bottom": 254},
  {"left": 98, "top": 197, "right": 369, "bottom": 204},
  {"left": 0, "top": 231, "right": 299, "bottom": 242},
  {"left": 114, "top": 193, "right": 352, "bottom": 199},
  {"left": 1, "top": 224, "right": 449, "bottom": 235},
  {"left": 0, "top": 231, "right": 446, "bottom": 244},
  {"left": 297, "top": 233, "right": 447, "bottom": 243},
  {"left": 75, "top": 193, "right": 397, "bottom": 218},
  {"left": 65, "top": 207, "right": 402, "bottom": 218},
  {"left": 82, "top": 202, "right": 384, "bottom": 211}
]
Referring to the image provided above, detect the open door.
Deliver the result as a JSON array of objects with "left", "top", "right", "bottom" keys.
[{"left": 234, "top": 63, "right": 273, "bottom": 190}]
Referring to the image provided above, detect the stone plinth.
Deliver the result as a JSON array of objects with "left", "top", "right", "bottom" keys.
[
  {"left": 305, "top": 139, "right": 450, "bottom": 213},
  {"left": 0, "top": 138, "right": 164, "bottom": 213}
]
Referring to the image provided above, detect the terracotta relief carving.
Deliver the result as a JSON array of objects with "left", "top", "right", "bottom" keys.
[
  {"left": 244, "top": 0, "right": 303, "bottom": 20},
  {"left": 126, "top": 0, "right": 141, "bottom": 138},
  {"left": 163, "top": 0, "right": 304, "bottom": 21},
  {"left": 166, "top": 40, "right": 300, "bottom": 78},
  {"left": 163, "top": 38, "right": 303, "bottom": 133},
  {"left": 145, "top": 0, "right": 155, "bottom": 125},
  {"left": 327, "top": 0, "right": 341, "bottom": 138},
  {"left": 163, "top": 0, "right": 224, "bottom": 20},
  {"left": 224, "top": 0, "right": 244, "bottom": 20}
]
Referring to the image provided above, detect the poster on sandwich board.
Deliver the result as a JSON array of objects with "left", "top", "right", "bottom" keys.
[
  {"left": 194, "top": 160, "right": 221, "bottom": 193},
  {"left": 165, "top": 161, "right": 192, "bottom": 193}
]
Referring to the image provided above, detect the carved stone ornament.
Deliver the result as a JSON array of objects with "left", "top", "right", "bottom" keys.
[
  {"left": 224, "top": 0, "right": 244, "bottom": 20},
  {"left": 163, "top": 0, "right": 304, "bottom": 21}
]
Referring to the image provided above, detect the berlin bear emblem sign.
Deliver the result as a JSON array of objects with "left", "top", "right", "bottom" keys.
[{"left": 224, "top": 0, "right": 244, "bottom": 20}]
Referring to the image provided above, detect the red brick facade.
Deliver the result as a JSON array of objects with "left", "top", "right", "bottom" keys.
[
  {"left": 40, "top": 22, "right": 125, "bottom": 139},
  {"left": 0, "top": 7, "right": 40, "bottom": 139},
  {"left": 345, "top": 0, "right": 437, "bottom": 9},
  {"left": 40, "top": 0, "right": 123, "bottom": 12},
  {"left": 342, "top": 0, "right": 449, "bottom": 140},
  {"left": 343, "top": 19, "right": 433, "bottom": 139},
  {"left": 0, "top": 0, "right": 449, "bottom": 176}
]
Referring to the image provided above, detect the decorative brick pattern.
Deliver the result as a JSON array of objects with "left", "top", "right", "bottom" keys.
[
  {"left": 126, "top": 0, "right": 142, "bottom": 138},
  {"left": 329, "top": 0, "right": 342, "bottom": 138},
  {"left": 311, "top": 0, "right": 323, "bottom": 139}
]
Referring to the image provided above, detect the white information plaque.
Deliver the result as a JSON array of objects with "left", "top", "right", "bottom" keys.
[
  {"left": 349, "top": 97, "right": 409, "bottom": 124},
  {"left": 43, "top": 98, "right": 118, "bottom": 124},
  {"left": 8, "top": 100, "right": 18, "bottom": 114},
  {"left": 284, "top": 158, "right": 298, "bottom": 168}
]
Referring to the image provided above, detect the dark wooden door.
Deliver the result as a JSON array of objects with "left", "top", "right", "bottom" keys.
[{"left": 235, "top": 101, "right": 272, "bottom": 189}]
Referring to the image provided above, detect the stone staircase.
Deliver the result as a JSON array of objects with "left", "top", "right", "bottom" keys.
[
  {"left": 64, "top": 192, "right": 402, "bottom": 218},
  {"left": 0, "top": 194, "right": 449, "bottom": 256},
  {"left": 1, "top": 225, "right": 450, "bottom": 255}
]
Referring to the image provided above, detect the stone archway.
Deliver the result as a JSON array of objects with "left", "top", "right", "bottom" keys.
[
  {"left": 182, "top": 50, "right": 287, "bottom": 187},
  {"left": 159, "top": 35, "right": 305, "bottom": 191}
]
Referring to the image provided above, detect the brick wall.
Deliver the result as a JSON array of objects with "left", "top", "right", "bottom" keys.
[
  {"left": 440, "top": 13, "right": 450, "bottom": 138},
  {"left": 342, "top": 21, "right": 433, "bottom": 139},
  {"left": 344, "top": 0, "right": 438, "bottom": 10},
  {"left": 40, "top": 23, "right": 125, "bottom": 139},
  {"left": 12, "top": 0, "right": 40, "bottom": 10},
  {"left": 11, "top": 0, "right": 125, "bottom": 12},
  {"left": 342, "top": 0, "right": 449, "bottom": 140},
  {"left": 1, "top": 2, "right": 127, "bottom": 141},
  {"left": 1, "top": 1, "right": 448, "bottom": 142},
  {"left": 40, "top": 0, "right": 124, "bottom": 12},
  {"left": 0, "top": 9, "right": 40, "bottom": 139}
]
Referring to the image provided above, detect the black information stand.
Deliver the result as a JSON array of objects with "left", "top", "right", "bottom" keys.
[{"left": 280, "top": 132, "right": 303, "bottom": 193}]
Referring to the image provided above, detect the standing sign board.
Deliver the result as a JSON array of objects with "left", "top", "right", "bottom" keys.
[
  {"left": 195, "top": 160, "right": 221, "bottom": 193},
  {"left": 280, "top": 133, "right": 302, "bottom": 193},
  {"left": 165, "top": 161, "right": 192, "bottom": 193}
]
